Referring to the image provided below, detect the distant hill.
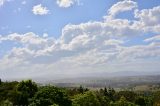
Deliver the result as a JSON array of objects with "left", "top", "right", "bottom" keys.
[{"left": 38, "top": 74, "right": 160, "bottom": 89}]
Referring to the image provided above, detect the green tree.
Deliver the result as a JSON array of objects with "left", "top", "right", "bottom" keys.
[
  {"left": 66, "top": 88, "right": 80, "bottom": 97},
  {"left": 108, "top": 87, "right": 115, "bottom": 101},
  {"left": 51, "top": 103, "right": 59, "bottom": 106},
  {"left": 96, "top": 88, "right": 111, "bottom": 106},
  {"left": 78, "top": 85, "right": 84, "bottom": 94},
  {"left": 16, "top": 80, "right": 38, "bottom": 106},
  {"left": 7, "top": 89, "right": 21, "bottom": 105},
  {"left": 0, "top": 78, "right": 2, "bottom": 85},
  {"left": 104, "top": 87, "right": 108, "bottom": 97},
  {"left": 110, "top": 96, "right": 136, "bottom": 106},
  {"left": 114, "top": 91, "right": 136, "bottom": 102},
  {"left": 72, "top": 91, "right": 100, "bottom": 106},
  {"left": 17, "top": 80, "right": 38, "bottom": 97},
  {"left": 98, "top": 96, "right": 111, "bottom": 106},
  {"left": 0, "top": 99, "right": 13, "bottom": 106},
  {"left": 30, "top": 86, "right": 71, "bottom": 106},
  {"left": 0, "top": 81, "right": 19, "bottom": 104},
  {"left": 153, "top": 91, "right": 160, "bottom": 106},
  {"left": 135, "top": 96, "right": 146, "bottom": 106}
]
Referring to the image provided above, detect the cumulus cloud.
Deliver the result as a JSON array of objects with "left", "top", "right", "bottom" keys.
[
  {"left": 56, "top": 0, "right": 75, "bottom": 8},
  {"left": 0, "top": 32, "right": 47, "bottom": 44},
  {"left": 107, "top": 0, "right": 137, "bottom": 18},
  {"left": 0, "top": 0, "right": 160, "bottom": 80},
  {"left": 134, "top": 6, "right": 160, "bottom": 26},
  {"left": 134, "top": 6, "right": 160, "bottom": 33},
  {"left": 118, "top": 42, "right": 160, "bottom": 62},
  {"left": 0, "top": 32, "right": 54, "bottom": 51},
  {"left": 32, "top": 4, "right": 49, "bottom": 15}
]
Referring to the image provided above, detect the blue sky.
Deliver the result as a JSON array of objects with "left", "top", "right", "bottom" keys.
[
  {"left": 1, "top": 0, "right": 159, "bottom": 36},
  {"left": 0, "top": 0, "right": 160, "bottom": 80}
]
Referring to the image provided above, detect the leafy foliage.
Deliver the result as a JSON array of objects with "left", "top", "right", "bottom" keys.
[
  {"left": 72, "top": 91, "right": 100, "bottom": 106},
  {"left": 16, "top": 80, "right": 38, "bottom": 106},
  {"left": 153, "top": 91, "right": 160, "bottom": 106},
  {"left": 114, "top": 91, "right": 136, "bottom": 102},
  {"left": 17, "top": 80, "right": 38, "bottom": 98},
  {"left": 110, "top": 96, "right": 136, "bottom": 106},
  {"left": 30, "top": 86, "right": 71, "bottom": 106},
  {"left": 0, "top": 81, "right": 18, "bottom": 104},
  {"left": 0, "top": 79, "right": 160, "bottom": 106}
]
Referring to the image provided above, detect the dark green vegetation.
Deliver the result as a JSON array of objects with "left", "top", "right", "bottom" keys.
[{"left": 1, "top": 79, "right": 160, "bottom": 106}]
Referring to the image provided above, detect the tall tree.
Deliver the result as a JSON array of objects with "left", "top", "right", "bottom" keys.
[
  {"left": 0, "top": 78, "right": 1, "bottom": 85},
  {"left": 78, "top": 85, "right": 84, "bottom": 94},
  {"left": 104, "top": 87, "right": 108, "bottom": 97},
  {"left": 30, "top": 86, "right": 71, "bottom": 106},
  {"left": 16, "top": 80, "right": 38, "bottom": 106}
]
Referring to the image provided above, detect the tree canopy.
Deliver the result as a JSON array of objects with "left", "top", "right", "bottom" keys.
[{"left": 0, "top": 79, "right": 160, "bottom": 106}]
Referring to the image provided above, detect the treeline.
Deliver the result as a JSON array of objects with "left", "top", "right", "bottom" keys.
[{"left": 0, "top": 79, "right": 160, "bottom": 106}]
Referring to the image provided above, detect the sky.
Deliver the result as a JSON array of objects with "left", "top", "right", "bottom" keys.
[{"left": 0, "top": 0, "right": 160, "bottom": 80}]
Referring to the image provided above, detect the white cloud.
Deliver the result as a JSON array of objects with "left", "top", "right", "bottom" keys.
[
  {"left": 134, "top": 6, "right": 160, "bottom": 33},
  {"left": 0, "top": 32, "right": 53, "bottom": 51},
  {"left": 0, "top": 0, "right": 12, "bottom": 6},
  {"left": 107, "top": 0, "right": 137, "bottom": 18},
  {"left": 56, "top": 0, "right": 75, "bottom": 8},
  {"left": 104, "top": 39, "right": 124, "bottom": 46},
  {"left": 43, "top": 33, "right": 48, "bottom": 38},
  {"left": 0, "top": 0, "right": 5, "bottom": 6},
  {"left": 0, "top": 0, "right": 160, "bottom": 80},
  {"left": 144, "top": 35, "right": 160, "bottom": 42},
  {"left": 0, "top": 32, "right": 45, "bottom": 44},
  {"left": 32, "top": 4, "right": 49, "bottom": 15},
  {"left": 118, "top": 42, "right": 160, "bottom": 61},
  {"left": 134, "top": 6, "right": 160, "bottom": 26}
]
